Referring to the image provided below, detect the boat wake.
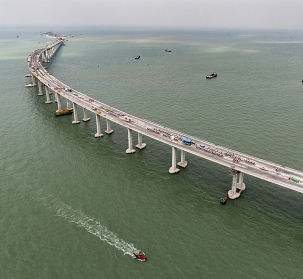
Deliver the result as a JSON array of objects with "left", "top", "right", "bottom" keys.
[{"left": 39, "top": 196, "right": 138, "bottom": 257}]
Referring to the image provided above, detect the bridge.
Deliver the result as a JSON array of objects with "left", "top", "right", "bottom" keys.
[{"left": 25, "top": 40, "right": 303, "bottom": 199}]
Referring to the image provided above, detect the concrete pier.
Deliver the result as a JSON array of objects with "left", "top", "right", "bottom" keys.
[
  {"left": 105, "top": 119, "right": 113, "bottom": 134},
  {"left": 136, "top": 133, "right": 146, "bottom": 149},
  {"left": 228, "top": 170, "right": 246, "bottom": 199},
  {"left": 66, "top": 99, "right": 71, "bottom": 109},
  {"left": 37, "top": 80, "right": 43, "bottom": 96},
  {"left": 56, "top": 94, "right": 62, "bottom": 111},
  {"left": 95, "top": 114, "right": 103, "bottom": 137},
  {"left": 45, "top": 86, "right": 52, "bottom": 104},
  {"left": 32, "top": 74, "right": 37, "bottom": 86},
  {"left": 177, "top": 150, "right": 188, "bottom": 168},
  {"left": 54, "top": 92, "right": 58, "bottom": 103},
  {"left": 82, "top": 108, "right": 90, "bottom": 122},
  {"left": 126, "top": 128, "right": 136, "bottom": 154},
  {"left": 169, "top": 147, "right": 180, "bottom": 174},
  {"left": 72, "top": 102, "right": 80, "bottom": 124}
]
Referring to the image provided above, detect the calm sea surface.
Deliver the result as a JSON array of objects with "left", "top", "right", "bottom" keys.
[{"left": 1, "top": 26, "right": 303, "bottom": 278}]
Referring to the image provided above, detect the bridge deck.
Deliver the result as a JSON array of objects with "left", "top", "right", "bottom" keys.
[{"left": 26, "top": 41, "right": 303, "bottom": 194}]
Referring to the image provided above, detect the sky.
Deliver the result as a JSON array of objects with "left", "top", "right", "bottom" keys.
[{"left": 1, "top": 0, "right": 303, "bottom": 30}]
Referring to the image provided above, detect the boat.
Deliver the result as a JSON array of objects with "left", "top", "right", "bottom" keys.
[
  {"left": 135, "top": 55, "right": 140, "bottom": 59},
  {"left": 165, "top": 49, "right": 172, "bottom": 52},
  {"left": 54, "top": 108, "right": 73, "bottom": 116},
  {"left": 220, "top": 195, "right": 228, "bottom": 204},
  {"left": 206, "top": 72, "right": 217, "bottom": 79},
  {"left": 133, "top": 250, "right": 147, "bottom": 261}
]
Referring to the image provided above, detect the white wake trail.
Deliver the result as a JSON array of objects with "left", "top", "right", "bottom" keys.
[{"left": 40, "top": 196, "right": 138, "bottom": 257}]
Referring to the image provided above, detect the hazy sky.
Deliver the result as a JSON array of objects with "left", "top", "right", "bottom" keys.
[{"left": 1, "top": 0, "right": 303, "bottom": 30}]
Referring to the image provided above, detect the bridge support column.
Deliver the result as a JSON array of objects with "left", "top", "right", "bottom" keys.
[
  {"left": 136, "top": 133, "right": 146, "bottom": 149},
  {"left": 177, "top": 150, "right": 188, "bottom": 168},
  {"left": 105, "top": 119, "right": 113, "bottom": 134},
  {"left": 66, "top": 99, "right": 71, "bottom": 109},
  {"left": 46, "top": 49, "right": 53, "bottom": 62},
  {"left": 83, "top": 108, "right": 90, "bottom": 122},
  {"left": 45, "top": 50, "right": 50, "bottom": 62},
  {"left": 42, "top": 51, "right": 46, "bottom": 63},
  {"left": 37, "top": 80, "right": 43, "bottom": 96},
  {"left": 126, "top": 128, "right": 136, "bottom": 154},
  {"left": 31, "top": 74, "right": 37, "bottom": 86},
  {"left": 169, "top": 147, "right": 180, "bottom": 174},
  {"left": 95, "top": 114, "right": 103, "bottom": 137},
  {"left": 56, "top": 94, "right": 62, "bottom": 111},
  {"left": 45, "top": 86, "right": 52, "bottom": 104},
  {"left": 72, "top": 102, "right": 80, "bottom": 124},
  {"left": 228, "top": 170, "right": 246, "bottom": 199}
]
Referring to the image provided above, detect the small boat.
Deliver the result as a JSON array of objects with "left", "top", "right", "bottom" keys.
[
  {"left": 54, "top": 108, "right": 73, "bottom": 116},
  {"left": 220, "top": 195, "right": 228, "bottom": 204},
  {"left": 135, "top": 55, "right": 140, "bottom": 59},
  {"left": 206, "top": 72, "right": 217, "bottom": 79},
  {"left": 165, "top": 49, "right": 172, "bottom": 52},
  {"left": 133, "top": 250, "right": 147, "bottom": 261}
]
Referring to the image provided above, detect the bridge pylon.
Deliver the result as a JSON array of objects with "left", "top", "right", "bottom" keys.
[
  {"left": 105, "top": 119, "right": 113, "bottom": 134},
  {"left": 37, "top": 80, "right": 43, "bottom": 96},
  {"left": 82, "top": 108, "right": 90, "bottom": 122},
  {"left": 177, "top": 150, "right": 188, "bottom": 168},
  {"left": 136, "top": 133, "right": 146, "bottom": 149},
  {"left": 95, "top": 114, "right": 103, "bottom": 137},
  {"left": 169, "top": 146, "right": 180, "bottom": 174},
  {"left": 228, "top": 170, "right": 246, "bottom": 199},
  {"left": 126, "top": 128, "right": 136, "bottom": 153},
  {"left": 45, "top": 86, "right": 52, "bottom": 104},
  {"left": 72, "top": 103, "right": 80, "bottom": 124}
]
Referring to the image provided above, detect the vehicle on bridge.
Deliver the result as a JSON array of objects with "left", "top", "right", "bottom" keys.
[
  {"left": 181, "top": 137, "right": 194, "bottom": 146},
  {"left": 124, "top": 116, "right": 132, "bottom": 122}
]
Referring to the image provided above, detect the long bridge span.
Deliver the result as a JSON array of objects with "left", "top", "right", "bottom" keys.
[{"left": 25, "top": 40, "right": 303, "bottom": 199}]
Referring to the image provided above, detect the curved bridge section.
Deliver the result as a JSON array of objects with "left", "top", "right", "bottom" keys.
[{"left": 26, "top": 40, "right": 303, "bottom": 199}]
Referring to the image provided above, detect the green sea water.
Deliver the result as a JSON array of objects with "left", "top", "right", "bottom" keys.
[{"left": 1, "top": 26, "right": 303, "bottom": 278}]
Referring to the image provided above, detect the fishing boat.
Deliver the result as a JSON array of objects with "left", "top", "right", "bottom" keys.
[
  {"left": 220, "top": 195, "right": 228, "bottom": 204},
  {"left": 133, "top": 250, "right": 147, "bottom": 261},
  {"left": 206, "top": 72, "right": 217, "bottom": 79},
  {"left": 135, "top": 55, "right": 140, "bottom": 59},
  {"left": 54, "top": 108, "right": 73, "bottom": 116},
  {"left": 165, "top": 49, "right": 172, "bottom": 52}
]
